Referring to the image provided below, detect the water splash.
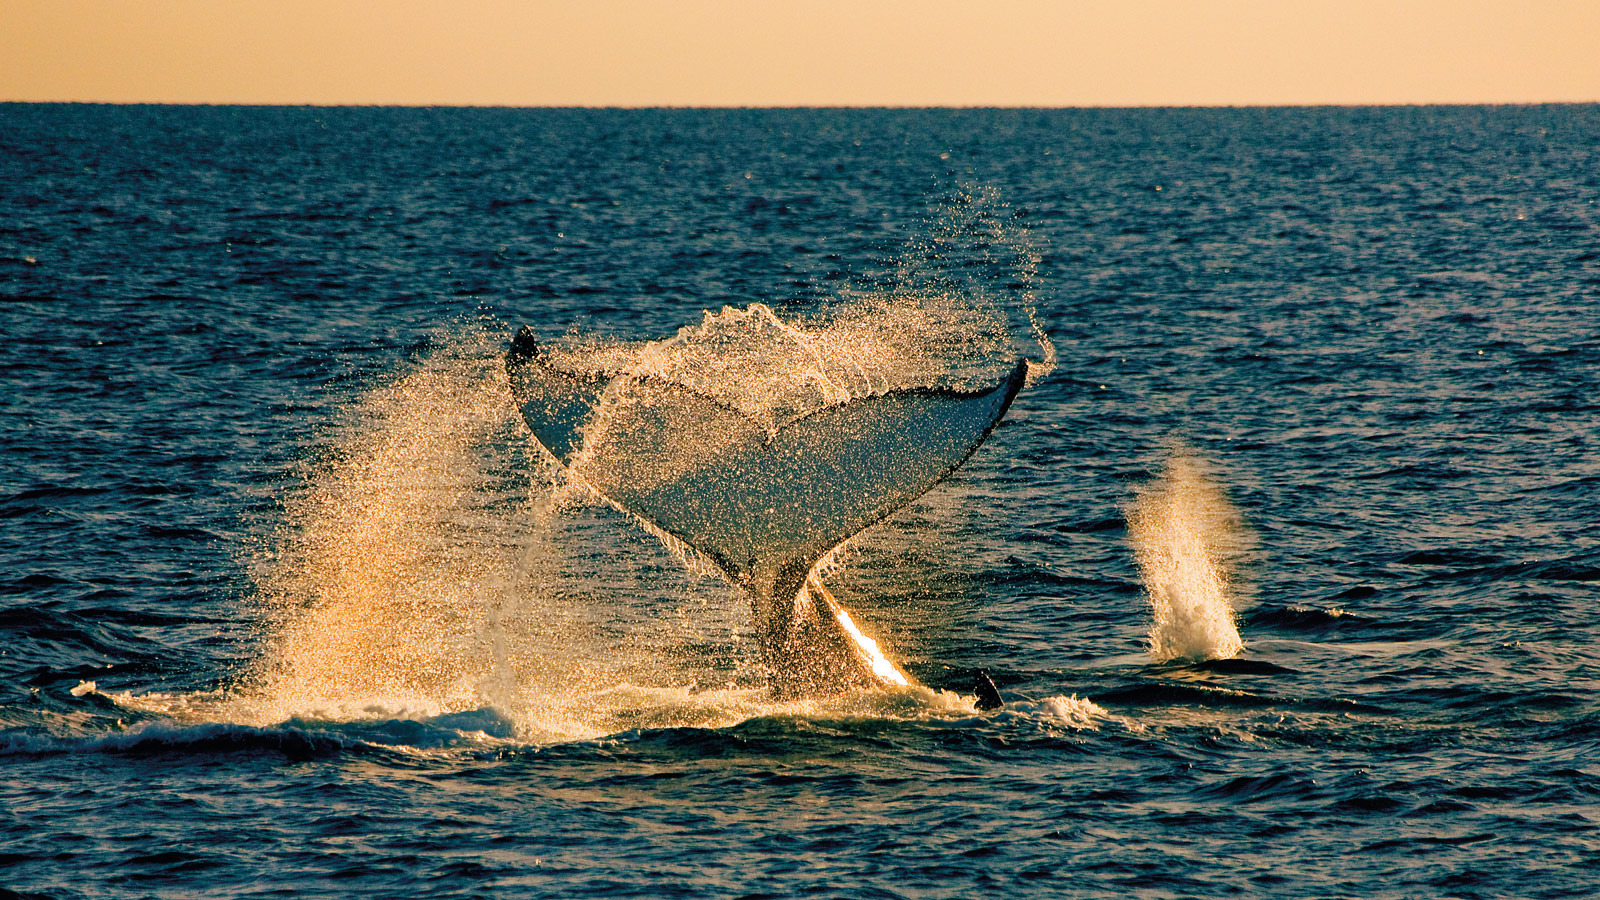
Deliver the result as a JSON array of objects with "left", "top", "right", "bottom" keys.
[
  {"left": 212, "top": 315, "right": 975, "bottom": 739},
  {"left": 893, "top": 186, "right": 1055, "bottom": 387},
  {"left": 1127, "top": 449, "right": 1249, "bottom": 662},
  {"left": 241, "top": 324, "right": 538, "bottom": 724},
  {"left": 208, "top": 192, "right": 1047, "bottom": 739}
]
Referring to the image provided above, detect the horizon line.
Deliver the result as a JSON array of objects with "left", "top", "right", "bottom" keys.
[{"left": 6, "top": 100, "right": 1599, "bottom": 110}]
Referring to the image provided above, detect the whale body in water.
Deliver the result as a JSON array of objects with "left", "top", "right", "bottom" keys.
[{"left": 507, "top": 324, "right": 1028, "bottom": 698}]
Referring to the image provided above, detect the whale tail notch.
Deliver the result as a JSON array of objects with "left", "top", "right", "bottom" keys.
[{"left": 507, "top": 325, "right": 1028, "bottom": 698}]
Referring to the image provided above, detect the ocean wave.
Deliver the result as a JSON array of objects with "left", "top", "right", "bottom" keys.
[{"left": 0, "top": 706, "right": 521, "bottom": 759}]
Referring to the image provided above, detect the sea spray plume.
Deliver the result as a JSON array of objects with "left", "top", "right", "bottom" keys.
[
  {"left": 1127, "top": 450, "right": 1248, "bottom": 662},
  {"left": 243, "top": 325, "right": 548, "bottom": 724}
]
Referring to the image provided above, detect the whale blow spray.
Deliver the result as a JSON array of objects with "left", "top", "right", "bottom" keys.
[{"left": 1128, "top": 449, "right": 1249, "bottom": 662}]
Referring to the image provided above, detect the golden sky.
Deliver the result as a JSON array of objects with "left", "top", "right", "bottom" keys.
[{"left": 4, "top": 0, "right": 1597, "bottom": 106}]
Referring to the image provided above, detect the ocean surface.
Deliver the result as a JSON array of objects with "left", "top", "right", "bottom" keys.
[{"left": 2, "top": 105, "right": 1598, "bottom": 899}]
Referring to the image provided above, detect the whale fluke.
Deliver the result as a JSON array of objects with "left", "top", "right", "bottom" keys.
[
  {"left": 508, "top": 324, "right": 1028, "bottom": 698},
  {"left": 973, "top": 671, "right": 1004, "bottom": 711}
]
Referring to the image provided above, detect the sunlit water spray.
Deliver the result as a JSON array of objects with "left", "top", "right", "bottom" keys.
[
  {"left": 1127, "top": 449, "right": 1250, "bottom": 662},
  {"left": 178, "top": 323, "right": 758, "bottom": 739},
  {"left": 129, "top": 193, "right": 1060, "bottom": 741},
  {"left": 215, "top": 310, "right": 981, "bottom": 738},
  {"left": 242, "top": 327, "right": 538, "bottom": 724}
]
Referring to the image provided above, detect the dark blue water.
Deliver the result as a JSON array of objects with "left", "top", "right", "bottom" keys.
[{"left": 3, "top": 105, "right": 1599, "bottom": 899}]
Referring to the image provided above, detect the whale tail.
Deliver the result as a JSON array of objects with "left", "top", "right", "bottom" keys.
[{"left": 508, "top": 325, "right": 1027, "bottom": 698}]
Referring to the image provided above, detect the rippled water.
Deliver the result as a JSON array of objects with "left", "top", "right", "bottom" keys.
[{"left": 3, "top": 105, "right": 1598, "bottom": 899}]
